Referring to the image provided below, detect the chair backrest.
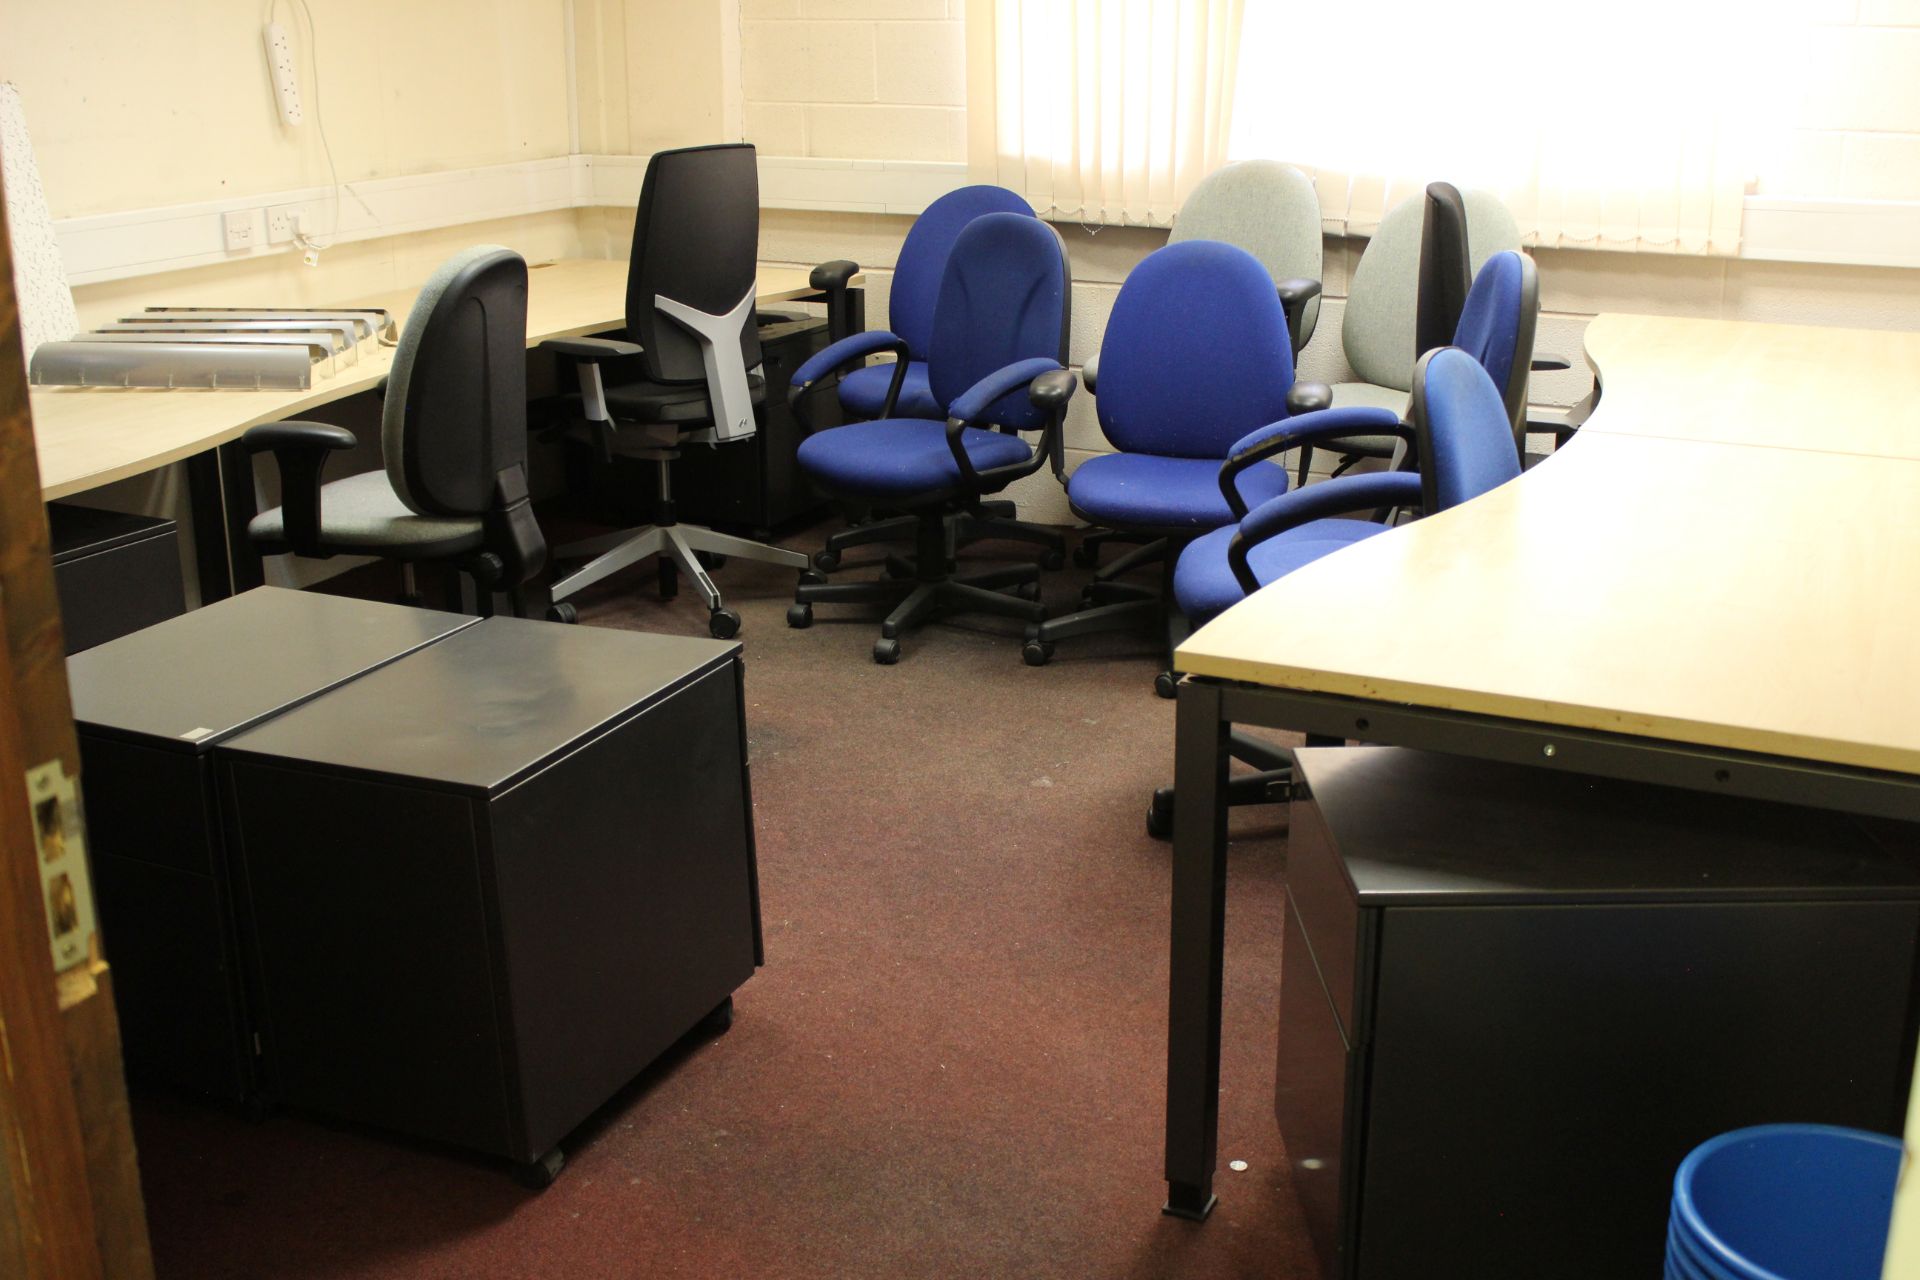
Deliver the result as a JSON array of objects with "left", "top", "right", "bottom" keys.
[
  {"left": 1410, "top": 347, "right": 1523, "bottom": 515},
  {"left": 925, "top": 212, "right": 1071, "bottom": 432},
  {"left": 383, "top": 245, "right": 529, "bottom": 517},
  {"left": 1094, "top": 239, "right": 1296, "bottom": 459},
  {"left": 890, "top": 185, "right": 1036, "bottom": 362},
  {"left": 623, "top": 142, "right": 761, "bottom": 385},
  {"left": 1415, "top": 182, "right": 1471, "bottom": 359},
  {"left": 1451, "top": 250, "right": 1539, "bottom": 446},
  {"left": 1169, "top": 160, "right": 1324, "bottom": 348},
  {"left": 1344, "top": 186, "right": 1521, "bottom": 392}
]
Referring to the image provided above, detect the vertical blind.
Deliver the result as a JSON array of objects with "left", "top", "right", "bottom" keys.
[
  {"left": 990, "top": 0, "right": 1797, "bottom": 255},
  {"left": 992, "top": 0, "right": 1244, "bottom": 227}
]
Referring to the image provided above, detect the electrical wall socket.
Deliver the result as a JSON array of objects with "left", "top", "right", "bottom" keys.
[
  {"left": 222, "top": 209, "right": 258, "bottom": 252},
  {"left": 266, "top": 203, "right": 308, "bottom": 245}
]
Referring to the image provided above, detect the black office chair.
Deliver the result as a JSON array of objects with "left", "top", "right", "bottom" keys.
[
  {"left": 540, "top": 143, "right": 808, "bottom": 637},
  {"left": 244, "top": 245, "right": 549, "bottom": 619}
]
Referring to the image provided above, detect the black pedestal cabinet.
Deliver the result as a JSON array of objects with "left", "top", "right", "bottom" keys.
[
  {"left": 48, "top": 501, "right": 187, "bottom": 653},
  {"left": 1278, "top": 747, "right": 1920, "bottom": 1280},
  {"left": 67, "top": 588, "right": 476, "bottom": 1102},
  {"left": 219, "top": 617, "right": 763, "bottom": 1183}
]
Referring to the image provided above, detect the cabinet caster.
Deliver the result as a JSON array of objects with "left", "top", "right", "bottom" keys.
[
  {"left": 1023, "top": 639, "right": 1055, "bottom": 667},
  {"left": 511, "top": 1146, "right": 566, "bottom": 1191},
  {"left": 1154, "top": 670, "right": 1178, "bottom": 699},
  {"left": 547, "top": 602, "right": 578, "bottom": 625},
  {"left": 787, "top": 602, "right": 814, "bottom": 629},
  {"left": 873, "top": 637, "right": 901, "bottom": 665},
  {"left": 709, "top": 608, "right": 741, "bottom": 640},
  {"left": 699, "top": 996, "right": 734, "bottom": 1036},
  {"left": 812, "top": 549, "right": 841, "bottom": 572},
  {"left": 657, "top": 559, "right": 678, "bottom": 601},
  {"left": 1147, "top": 788, "right": 1175, "bottom": 839}
]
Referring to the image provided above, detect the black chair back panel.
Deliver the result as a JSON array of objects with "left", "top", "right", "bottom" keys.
[
  {"left": 395, "top": 249, "right": 529, "bottom": 517},
  {"left": 1415, "top": 181, "right": 1471, "bottom": 361},
  {"left": 625, "top": 143, "right": 762, "bottom": 386}
]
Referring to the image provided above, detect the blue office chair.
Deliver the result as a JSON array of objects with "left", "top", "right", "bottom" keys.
[
  {"left": 1021, "top": 239, "right": 1329, "bottom": 689},
  {"left": 1144, "top": 346, "right": 1524, "bottom": 837},
  {"left": 805, "top": 185, "right": 1064, "bottom": 575},
  {"left": 785, "top": 212, "right": 1075, "bottom": 664}
]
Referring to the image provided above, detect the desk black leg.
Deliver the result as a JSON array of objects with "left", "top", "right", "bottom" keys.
[
  {"left": 186, "top": 448, "right": 233, "bottom": 604},
  {"left": 1164, "top": 677, "right": 1230, "bottom": 1221},
  {"left": 219, "top": 440, "right": 264, "bottom": 593}
]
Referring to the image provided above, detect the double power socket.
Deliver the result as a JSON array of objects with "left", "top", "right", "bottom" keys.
[{"left": 221, "top": 202, "right": 320, "bottom": 253}]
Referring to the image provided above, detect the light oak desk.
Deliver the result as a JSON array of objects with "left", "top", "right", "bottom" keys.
[
  {"left": 28, "top": 260, "right": 840, "bottom": 597},
  {"left": 1161, "top": 312, "right": 1920, "bottom": 1219}
]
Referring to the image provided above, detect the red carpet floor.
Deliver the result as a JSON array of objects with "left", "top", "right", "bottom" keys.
[{"left": 130, "top": 524, "right": 1317, "bottom": 1280}]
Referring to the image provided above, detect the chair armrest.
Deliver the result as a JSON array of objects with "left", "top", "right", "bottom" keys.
[
  {"left": 811, "top": 259, "right": 861, "bottom": 342},
  {"left": 947, "top": 357, "right": 1064, "bottom": 426},
  {"left": 1229, "top": 471, "right": 1421, "bottom": 593},
  {"left": 789, "top": 330, "right": 912, "bottom": 432},
  {"left": 1286, "top": 381, "right": 1332, "bottom": 417},
  {"left": 1219, "top": 405, "right": 1406, "bottom": 518},
  {"left": 943, "top": 357, "right": 1067, "bottom": 491},
  {"left": 540, "top": 336, "right": 645, "bottom": 362},
  {"left": 1275, "top": 278, "right": 1322, "bottom": 357},
  {"left": 1530, "top": 353, "right": 1571, "bottom": 372},
  {"left": 241, "top": 420, "right": 357, "bottom": 558},
  {"left": 1029, "top": 368, "right": 1079, "bottom": 483},
  {"left": 1081, "top": 352, "right": 1100, "bottom": 394}
]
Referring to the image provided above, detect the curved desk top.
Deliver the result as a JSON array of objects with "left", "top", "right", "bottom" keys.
[
  {"left": 30, "top": 260, "right": 830, "bottom": 500},
  {"left": 1175, "top": 313, "right": 1920, "bottom": 777}
]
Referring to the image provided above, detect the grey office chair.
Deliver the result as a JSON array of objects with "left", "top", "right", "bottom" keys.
[
  {"left": 244, "top": 245, "right": 549, "bottom": 619},
  {"left": 541, "top": 143, "right": 808, "bottom": 637},
  {"left": 1298, "top": 185, "right": 1522, "bottom": 481}
]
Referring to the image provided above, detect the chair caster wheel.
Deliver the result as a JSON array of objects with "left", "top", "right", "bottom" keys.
[
  {"left": 511, "top": 1147, "right": 566, "bottom": 1191},
  {"left": 873, "top": 637, "right": 901, "bottom": 665},
  {"left": 657, "top": 561, "right": 678, "bottom": 601},
  {"left": 547, "top": 602, "right": 578, "bottom": 625},
  {"left": 1041, "top": 549, "right": 1066, "bottom": 571},
  {"left": 813, "top": 550, "right": 841, "bottom": 572},
  {"left": 787, "top": 603, "right": 814, "bottom": 629},
  {"left": 799, "top": 569, "right": 827, "bottom": 586},
  {"left": 1155, "top": 670, "right": 1178, "bottom": 699},
  {"left": 697, "top": 552, "right": 728, "bottom": 570},
  {"left": 883, "top": 556, "right": 915, "bottom": 580},
  {"left": 1023, "top": 639, "right": 1055, "bottom": 667},
  {"left": 1016, "top": 580, "right": 1041, "bottom": 600},
  {"left": 708, "top": 608, "right": 741, "bottom": 640},
  {"left": 1072, "top": 544, "right": 1099, "bottom": 569},
  {"left": 1147, "top": 788, "right": 1175, "bottom": 839},
  {"left": 698, "top": 996, "right": 734, "bottom": 1036}
]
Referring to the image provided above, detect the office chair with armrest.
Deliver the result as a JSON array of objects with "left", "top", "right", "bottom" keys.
[
  {"left": 539, "top": 142, "right": 808, "bottom": 637},
  {"left": 804, "top": 184, "right": 1065, "bottom": 575},
  {"left": 1020, "top": 239, "right": 1328, "bottom": 689},
  {"left": 1074, "top": 161, "right": 1324, "bottom": 583},
  {"left": 785, "top": 212, "right": 1075, "bottom": 664},
  {"left": 1297, "top": 182, "right": 1520, "bottom": 482},
  {"left": 245, "top": 246, "right": 549, "bottom": 619},
  {"left": 1144, "top": 345, "right": 1525, "bottom": 837}
]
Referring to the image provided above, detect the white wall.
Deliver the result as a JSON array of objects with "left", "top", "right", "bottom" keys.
[
  {"left": 739, "top": 0, "right": 966, "bottom": 163},
  {"left": 1760, "top": 2, "right": 1920, "bottom": 200}
]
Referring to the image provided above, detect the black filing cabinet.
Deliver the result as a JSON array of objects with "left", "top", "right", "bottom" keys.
[
  {"left": 218, "top": 617, "right": 762, "bottom": 1182},
  {"left": 67, "top": 588, "right": 476, "bottom": 1103},
  {"left": 1279, "top": 747, "right": 1920, "bottom": 1280},
  {"left": 48, "top": 501, "right": 187, "bottom": 653}
]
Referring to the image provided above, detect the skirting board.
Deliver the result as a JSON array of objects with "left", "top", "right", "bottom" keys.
[{"left": 52, "top": 154, "right": 1920, "bottom": 287}]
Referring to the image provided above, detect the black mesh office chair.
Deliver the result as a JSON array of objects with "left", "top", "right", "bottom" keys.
[
  {"left": 541, "top": 143, "right": 808, "bottom": 636},
  {"left": 244, "top": 245, "right": 549, "bottom": 618}
]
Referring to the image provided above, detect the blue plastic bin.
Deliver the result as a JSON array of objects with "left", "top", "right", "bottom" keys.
[{"left": 1668, "top": 1123, "right": 1902, "bottom": 1280}]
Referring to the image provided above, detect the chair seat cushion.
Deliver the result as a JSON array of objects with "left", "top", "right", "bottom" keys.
[
  {"left": 1067, "top": 452, "right": 1288, "bottom": 533},
  {"left": 605, "top": 372, "right": 766, "bottom": 424},
  {"left": 796, "top": 418, "right": 1032, "bottom": 503},
  {"left": 1326, "top": 382, "right": 1409, "bottom": 458},
  {"left": 1174, "top": 517, "right": 1389, "bottom": 627},
  {"left": 249, "top": 470, "right": 485, "bottom": 559},
  {"left": 839, "top": 360, "right": 942, "bottom": 421}
]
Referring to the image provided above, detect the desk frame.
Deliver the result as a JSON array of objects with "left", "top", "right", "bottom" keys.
[{"left": 1162, "top": 674, "right": 1920, "bottom": 1219}]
